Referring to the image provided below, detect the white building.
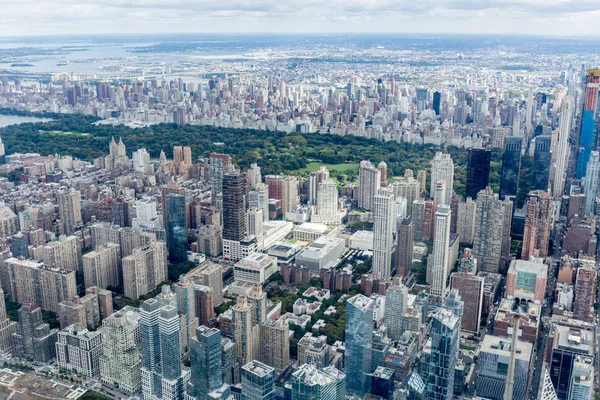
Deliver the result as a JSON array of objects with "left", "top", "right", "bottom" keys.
[
  {"left": 295, "top": 237, "right": 346, "bottom": 272},
  {"left": 99, "top": 307, "right": 141, "bottom": 395},
  {"left": 132, "top": 148, "right": 152, "bottom": 174},
  {"left": 234, "top": 253, "right": 278, "bottom": 285},
  {"left": 429, "top": 204, "right": 451, "bottom": 298},
  {"left": 358, "top": 160, "right": 381, "bottom": 211},
  {"left": 373, "top": 188, "right": 394, "bottom": 279},
  {"left": 293, "top": 222, "right": 337, "bottom": 242},
  {"left": 430, "top": 152, "right": 454, "bottom": 205},
  {"left": 56, "top": 323, "right": 103, "bottom": 377}
]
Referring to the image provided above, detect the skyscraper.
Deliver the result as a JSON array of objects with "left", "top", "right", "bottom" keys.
[
  {"left": 100, "top": 308, "right": 142, "bottom": 395},
  {"left": 259, "top": 320, "right": 289, "bottom": 371},
  {"left": 141, "top": 300, "right": 188, "bottom": 400},
  {"left": 423, "top": 295, "right": 462, "bottom": 400},
  {"left": 384, "top": 278, "right": 408, "bottom": 341},
  {"left": 291, "top": 364, "right": 346, "bottom": 400},
  {"left": 241, "top": 360, "right": 275, "bottom": 400},
  {"left": 210, "top": 153, "right": 233, "bottom": 206},
  {"left": 358, "top": 160, "right": 381, "bottom": 210},
  {"left": 12, "top": 303, "right": 57, "bottom": 362},
  {"left": 576, "top": 69, "right": 600, "bottom": 178},
  {"left": 583, "top": 151, "right": 600, "bottom": 215},
  {"left": 223, "top": 173, "right": 247, "bottom": 261},
  {"left": 345, "top": 294, "right": 374, "bottom": 396},
  {"left": 449, "top": 273, "right": 484, "bottom": 333},
  {"left": 499, "top": 136, "right": 522, "bottom": 199},
  {"left": 553, "top": 98, "right": 573, "bottom": 198},
  {"left": 430, "top": 205, "right": 451, "bottom": 298},
  {"left": 466, "top": 148, "right": 491, "bottom": 200},
  {"left": 82, "top": 242, "right": 121, "bottom": 290},
  {"left": 232, "top": 296, "right": 255, "bottom": 367},
  {"left": 58, "top": 189, "right": 82, "bottom": 234},
  {"left": 314, "top": 178, "right": 340, "bottom": 224},
  {"left": 187, "top": 326, "right": 228, "bottom": 400},
  {"left": 373, "top": 188, "right": 394, "bottom": 279},
  {"left": 521, "top": 191, "right": 552, "bottom": 260},
  {"left": 378, "top": 161, "right": 388, "bottom": 188},
  {"left": 433, "top": 180, "right": 447, "bottom": 206},
  {"left": 531, "top": 135, "right": 552, "bottom": 192},
  {"left": 573, "top": 264, "right": 597, "bottom": 322},
  {"left": 457, "top": 197, "right": 477, "bottom": 245},
  {"left": 472, "top": 188, "right": 504, "bottom": 273},
  {"left": 395, "top": 218, "right": 414, "bottom": 277},
  {"left": 165, "top": 193, "right": 187, "bottom": 263},
  {"left": 430, "top": 152, "right": 454, "bottom": 205}
]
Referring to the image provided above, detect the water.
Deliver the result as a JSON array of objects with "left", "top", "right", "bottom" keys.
[{"left": 0, "top": 115, "right": 52, "bottom": 128}]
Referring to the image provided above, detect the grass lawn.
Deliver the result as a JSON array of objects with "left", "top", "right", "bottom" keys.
[
  {"left": 295, "top": 162, "right": 360, "bottom": 174},
  {"left": 39, "top": 130, "right": 89, "bottom": 136}
]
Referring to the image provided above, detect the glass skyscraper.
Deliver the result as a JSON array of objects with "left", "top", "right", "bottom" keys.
[
  {"left": 344, "top": 294, "right": 374, "bottom": 397},
  {"left": 576, "top": 69, "right": 600, "bottom": 178},
  {"left": 499, "top": 136, "right": 522, "bottom": 199},
  {"left": 241, "top": 360, "right": 275, "bottom": 400},
  {"left": 165, "top": 193, "right": 187, "bottom": 263},
  {"left": 188, "top": 326, "right": 228, "bottom": 400},
  {"left": 531, "top": 135, "right": 552, "bottom": 191},
  {"left": 465, "top": 148, "right": 491, "bottom": 200}
]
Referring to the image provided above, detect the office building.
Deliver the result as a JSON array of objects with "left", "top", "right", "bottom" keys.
[
  {"left": 234, "top": 253, "right": 277, "bottom": 285},
  {"left": 430, "top": 152, "right": 454, "bottom": 205},
  {"left": 423, "top": 303, "right": 461, "bottom": 400},
  {"left": 450, "top": 273, "right": 484, "bottom": 333},
  {"left": 476, "top": 335, "right": 532, "bottom": 400},
  {"left": 549, "top": 322, "right": 595, "bottom": 399},
  {"left": 291, "top": 363, "right": 345, "bottom": 400},
  {"left": 521, "top": 191, "right": 552, "bottom": 260},
  {"left": 188, "top": 326, "right": 228, "bottom": 400},
  {"left": 373, "top": 188, "right": 394, "bottom": 279},
  {"left": 472, "top": 187, "right": 504, "bottom": 272},
  {"left": 433, "top": 180, "right": 447, "bottom": 206},
  {"left": 345, "top": 294, "right": 374, "bottom": 396},
  {"left": 82, "top": 242, "right": 121, "bottom": 290},
  {"left": 249, "top": 183, "right": 269, "bottom": 223},
  {"left": 259, "top": 319, "right": 290, "bottom": 372},
  {"left": 173, "top": 275, "right": 198, "bottom": 346},
  {"left": 583, "top": 151, "right": 600, "bottom": 215},
  {"left": 241, "top": 360, "right": 275, "bottom": 400},
  {"left": 574, "top": 265, "right": 597, "bottom": 322},
  {"left": 466, "top": 148, "right": 491, "bottom": 200},
  {"left": 165, "top": 193, "right": 187, "bottom": 263},
  {"left": 371, "top": 366, "right": 395, "bottom": 400},
  {"left": 140, "top": 300, "right": 188, "bottom": 400},
  {"left": 122, "top": 241, "right": 168, "bottom": 300},
  {"left": 56, "top": 323, "right": 102, "bottom": 377},
  {"left": 384, "top": 278, "right": 408, "bottom": 341},
  {"left": 500, "top": 136, "right": 522, "bottom": 199},
  {"left": 395, "top": 218, "right": 414, "bottom": 277},
  {"left": 505, "top": 260, "right": 548, "bottom": 304},
  {"left": 531, "top": 135, "right": 552, "bottom": 192},
  {"left": 2, "top": 257, "right": 77, "bottom": 313},
  {"left": 553, "top": 98, "right": 573, "bottom": 198},
  {"left": 569, "top": 356, "right": 594, "bottom": 400},
  {"left": 430, "top": 205, "right": 451, "bottom": 298},
  {"left": 12, "top": 303, "right": 57, "bottom": 362},
  {"left": 58, "top": 189, "right": 82, "bottom": 234},
  {"left": 100, "top": 308, "right": 142, "bottom": 395},
  {"left": 576, "top": 69, "right": 600, "bottom": 178}
]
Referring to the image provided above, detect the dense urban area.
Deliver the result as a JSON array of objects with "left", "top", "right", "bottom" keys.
[{"left": 0, "top": 33, "right": 596, "bottom": 400}]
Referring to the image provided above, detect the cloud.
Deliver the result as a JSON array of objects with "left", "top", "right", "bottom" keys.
[{"left": 0, "top": 0, "right": 599, "bottom": 36}]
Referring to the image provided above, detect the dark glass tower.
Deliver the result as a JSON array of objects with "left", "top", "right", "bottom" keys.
[
  {"left": 165, "top": 193, "right": 187, "bottom": 263},
  {"left": 531, "top": 135, "right": 552, "bottom": 191},
  {"left": 466, "top": 148, "right": 491, "bottom": 200},
  {"left": 433, "top": 91, "right": 441, "bottom": 115},
  {"left": 222, "top": 173, "right": 246, "bottom": 242},
  {"left": 500, "top": 136, "right": 522, "bottom": 199}
]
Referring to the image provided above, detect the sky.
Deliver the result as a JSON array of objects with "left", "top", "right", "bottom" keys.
[{"left": 1, "top": 0, "right": 600, "bottom": 37}]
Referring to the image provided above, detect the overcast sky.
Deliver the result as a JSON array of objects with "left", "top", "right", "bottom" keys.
[{"left": 1, "top": 0, "right": 599, "bottom": 37}]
